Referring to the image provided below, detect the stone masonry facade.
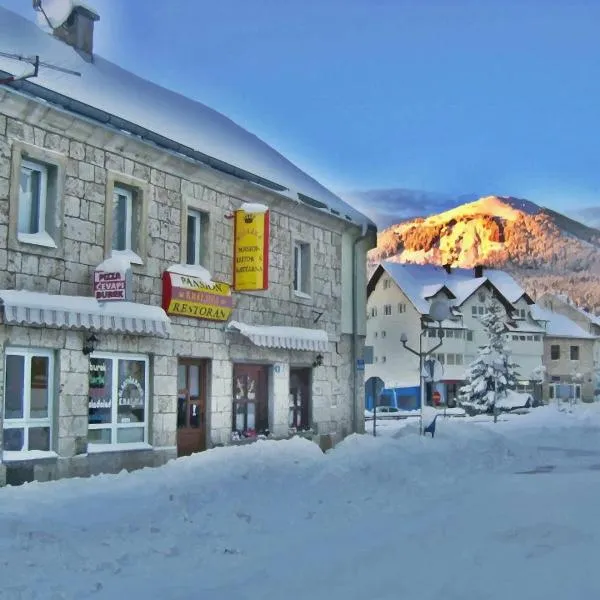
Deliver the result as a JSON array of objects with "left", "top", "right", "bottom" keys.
[{"left": 0, "top": 88, "right": 366, "bottom": 485}]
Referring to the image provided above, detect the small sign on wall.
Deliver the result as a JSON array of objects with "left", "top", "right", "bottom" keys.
[
  {"left": 233, "top": 205, "right": 269, "bottom": 291},
  {"left": 93, "top": 256, "right": 132, "bottom": 302}
]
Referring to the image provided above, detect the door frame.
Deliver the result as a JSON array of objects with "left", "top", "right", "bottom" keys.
[{"left": 176, "top": 358, "right": 208, "bottom": 457}]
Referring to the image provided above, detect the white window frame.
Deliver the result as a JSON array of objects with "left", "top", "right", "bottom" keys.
[
  {"left": 384, "top": 304, "right": 392, "bottom": 315},
  {"left": 293, "top": 241, "right": 311, "bottom": 297},
  {"left": 87, "top": 353, "right": 150, "bottom": 450},
  {"left": 186, "top": 208, "right": 205, "bottom": 265},
  {"left": 112, "top": 186, "right": 134, "bottom": 253},
  {"left": 18, "top": 159, "right": 49, "bottom": 240},
  {"left": 3, "top": 348, "right": 54, "bottom": 455}
]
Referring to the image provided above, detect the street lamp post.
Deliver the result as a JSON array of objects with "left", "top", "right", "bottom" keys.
[{"left": 400, "top": 300, "right": 452, "bottom": 435}]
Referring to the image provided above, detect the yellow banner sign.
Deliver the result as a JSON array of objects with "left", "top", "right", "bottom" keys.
[
  {"left": 162, "top": 272, "right": 233, "bottom": 321},
  {"left": 233, "top": 209, "right": 269, "bottom": 291}
]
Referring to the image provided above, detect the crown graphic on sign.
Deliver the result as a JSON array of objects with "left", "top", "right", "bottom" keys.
[{"left": 244, "top": 213, "right": 254, "bottom": 223}]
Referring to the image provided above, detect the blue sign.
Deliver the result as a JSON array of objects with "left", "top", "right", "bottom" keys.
[{"left": 356, "top": 359, "right": 365, "bottom": 371}]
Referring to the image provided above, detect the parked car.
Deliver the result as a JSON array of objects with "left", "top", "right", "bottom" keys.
[
  {"left": 364, "top": 406, "right": 413, "bottom": 420},
  {"left": 461, "top": 390, "right": 542, "bottom": 416}
]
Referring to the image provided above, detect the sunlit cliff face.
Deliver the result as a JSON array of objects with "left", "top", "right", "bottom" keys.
[{"left": 368, "top": 196, "right": 600, "bottom": 311}]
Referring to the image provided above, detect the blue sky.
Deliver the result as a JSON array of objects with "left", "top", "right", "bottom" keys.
[{"left": 2, "top": 0, "right": 599, "bottom": 209}]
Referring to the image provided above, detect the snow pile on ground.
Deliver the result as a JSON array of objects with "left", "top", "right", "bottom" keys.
[{"left": 1, "top": 405, "right": 600, "bottom": 599}]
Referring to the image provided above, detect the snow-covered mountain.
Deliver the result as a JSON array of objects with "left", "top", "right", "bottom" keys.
[
  {"left": 368, "top": 195, "right": 600, "bottom": 312},
  {"left": 342, "top": 188, "right": 479, "bottom": 229}
]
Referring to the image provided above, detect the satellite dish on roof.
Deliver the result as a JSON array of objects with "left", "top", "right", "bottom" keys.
[
  {"left": 34, "top": 0, "right": 74, "bottom": 30},
  {"left": 429, "top": 299, "right": 451, "bottom": 323}
]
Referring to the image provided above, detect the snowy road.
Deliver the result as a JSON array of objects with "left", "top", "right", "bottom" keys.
[{"left": 1, "top": 407, "right": 600, "bottom": 599}]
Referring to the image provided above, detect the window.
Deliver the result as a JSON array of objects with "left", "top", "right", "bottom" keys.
[
  {"left": 455, "top": 354, "right": 464, "bottom": 366},
  {"left": 88, "top": 354, "right": 149, "bottom": 446},
  {"left": 427, "top": 329, "right": 436, "bottom": 338},
  {"left": 381, "top": 356, "right": 387, "bottom": 363},
  {"left": 293, "top": 242, "right": 311, "bottom": 295},
  {"left": 383, "top": 279, "right": 391, "bottom": 289},
  {"left": 370, "top": 307, "right": 378, "bottom": 317},
  {"left": 471, "top": 306, "right": 477, "bottom": 316},
  {"left": 534, "top": 335, "right": 541, "bottom": 342},
  {"left": 186, "top": 209, "right": 208, "bottom": 265},
  {"left": 381, "top": 331, "right": 387, "bottom": 338},
  {"left": 570, "top": 345, "right": 580, "bottom": 361},
  {"left": 447, "top": 354, "right": 455, "bottom": 365},
  {"left": 106, "top": 174, "right": 148, "bottom": 265},
  {"left": 436, "top": 353, "right": 445, "bottom": 365},
  {"left": 550, "top": 345, "right": 560, "bottom": 360},
  {"left": 446, "top": 330, "right": 454, "bottom": 338},
  {"left": 3, "top": 349, "right": 53, "bottom": 453},
  {"left": 398, "top": 303, "right": 406, "bottom": 313},
  {"left": 374, "top": 331, "right": 378, "bottom": 338},
  {"left": 112, "top": 186, "right": 138, "bottom": 253},
  {"left": 18, "top": 160, "right": 48, "bottom": 236},
  {"left": 467, "top": 330, "right": 473, "bottom": 341},
  {"left": 384, "top": 304, "right": 392, "bottom": 315},
  {"left": 478, "top": 306, "right": 485, "bottom": 315}
]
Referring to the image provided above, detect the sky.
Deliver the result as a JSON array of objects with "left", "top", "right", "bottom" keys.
[{"left": 2, "top": 0, "right": 599, "bottom": 210}]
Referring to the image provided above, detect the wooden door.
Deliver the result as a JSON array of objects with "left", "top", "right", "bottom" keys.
[
  {"left": 289, "top": 368, "right": 311, "bottom": 431},
  {"left": 232, "top": 364, "right": 269, "bottom": 438},
  {"left": 177, "top": 360, "right": 207, "bottom": 457}
]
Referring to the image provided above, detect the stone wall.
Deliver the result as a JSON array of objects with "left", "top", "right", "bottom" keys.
[{"left": 0, "top": 87, "right": 366, "bottom": 479}]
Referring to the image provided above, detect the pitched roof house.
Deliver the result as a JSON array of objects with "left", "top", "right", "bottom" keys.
[{"left": 0, "top": 4, "right": 376, "bottom": 485}]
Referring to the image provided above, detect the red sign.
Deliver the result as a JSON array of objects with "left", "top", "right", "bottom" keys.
[
  {"left": 432, "top": 391, "right": 442, "bottom": 406},
  {"left": 94, "top": 271, "right": 127, "bottom": 301},
  {"left": 162, "top": 271, "right": 233, "bottom": 321}
]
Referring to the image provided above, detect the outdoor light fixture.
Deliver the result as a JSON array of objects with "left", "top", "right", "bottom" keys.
[
  {"left": 82, "top": 333, "right": 99, "bottom": 356},
  {"left": 399, "top": 299, "right": 452, "bottom": 435},
  {"left": 312, "top": 354, "right": 324, "bottom": 368}
]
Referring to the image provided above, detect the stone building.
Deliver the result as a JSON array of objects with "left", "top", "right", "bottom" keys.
[{"left": 0, "top": 4, "right": 376, "bottom": 485}]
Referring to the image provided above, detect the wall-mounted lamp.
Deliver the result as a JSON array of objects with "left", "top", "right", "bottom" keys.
[
  {"left": 312, "top": 353, "right": 324, "bottom": 368},
  {"left": 82, "top": 333, "right": 99, "bottom": 356}
]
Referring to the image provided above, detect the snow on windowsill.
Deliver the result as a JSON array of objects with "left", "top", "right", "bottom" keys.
[
  {"left": 87, "top": 442, "right": 152, "bottom": 454},
  {"left": 2, "top": 450, "right": 58, "bottom": 462},
  {"left": 167, "top": 263, "right": 214, "bottom": 285},
  {"left": 111, "top": 249, "right": 143, "bottom": 266},
  {"left": 294, "top": 290, "right": 312, "bottom": 301},
  {"left": 240, "top": 202, "right": 269, "bottom": 214},
  {"left": 17, "top": 231, "right": 57, "bottom": 249}
]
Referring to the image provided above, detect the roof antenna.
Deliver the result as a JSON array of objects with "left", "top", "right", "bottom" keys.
[{"left": 0, "top": 51, "right": 81, "bottom": 85}]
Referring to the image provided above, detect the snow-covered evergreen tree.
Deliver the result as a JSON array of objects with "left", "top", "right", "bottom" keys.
[{"left": 460, "top": 299, "right": 519, "bottom": 412}]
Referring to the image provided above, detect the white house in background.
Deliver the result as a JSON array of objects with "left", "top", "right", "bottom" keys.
[
  {"left": 531, "top": 305, "right": 598, "bottom": 402},
  {"left": 365, "top": 263, "right": 545, "bottom": 407},
  {"left": 0, "top": 5, "right": 376, "bottom": 486}
]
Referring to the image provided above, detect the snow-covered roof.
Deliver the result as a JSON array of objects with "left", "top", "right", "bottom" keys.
[
  {"left": 0, "top": 6, "right": 374, "bottom": 230},
  {"left": 371, "top": 263, "right": 523, "bottom": 315},
  {"left": 530, "top": 306, "right": 597, "bottom": 339}
]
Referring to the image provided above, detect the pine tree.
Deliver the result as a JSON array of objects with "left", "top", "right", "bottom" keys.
[{"left": 460, "top": 299, "right": 519, "bottom": 413}]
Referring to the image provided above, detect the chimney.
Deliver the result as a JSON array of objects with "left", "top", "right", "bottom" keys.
[
  {"left": 52, "top": 4, "right": 100, "bottom": 60},
  {"left": 442, "top": 263, "right": 452, "bottom": 274},
  {"left": 474, "top": 265, "right": 483, "bottom": 278}
]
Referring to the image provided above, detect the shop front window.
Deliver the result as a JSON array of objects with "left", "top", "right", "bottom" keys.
[
  {"left": 88, "top": 354, "right": 148, "bottom": 446},
  {"left": 232, "top": 365, "right": 269, "bottom": 439},
  {"left": 3, "top": 349, "right": 53, "bottom": 453}
]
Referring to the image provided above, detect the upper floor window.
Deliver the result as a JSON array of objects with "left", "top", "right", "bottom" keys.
[
  {"left": 19, "top": 159, "right": 48, "bottom": 236},
  {"left": 106, "top": 175, "right": 148, "bottom": 265},
  {"left": 466, "top": 330, "right": 473, "bottom": 341},
  {"left": 398, "top": 303, "right": 406, "bottom": 313},
  {"left": 186, "top": 209, "right": 208, "bottom": 265},
  {"left": 3, "top": 349, "right": 54, "bottom": 454},
  {"left": 570, "top": 345, "right": 580, "bottom": 361},
  {"left": 383, "top": 279, "right": 391, "bottom": 289},
  {"left": 383, "top": 304, "right": 392, "bottom": 316},
  {"left": 370, "top": 307, "right": 378, "bottom": 318},
  {"left": 293, "top": 242, "right": 311, "bottom": 296},
  {"left": 381, "top": 331, "right": 387, "bottom": 338},
  {"left": 551, "top": 345, "right": 560, "bottom": 360}
]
